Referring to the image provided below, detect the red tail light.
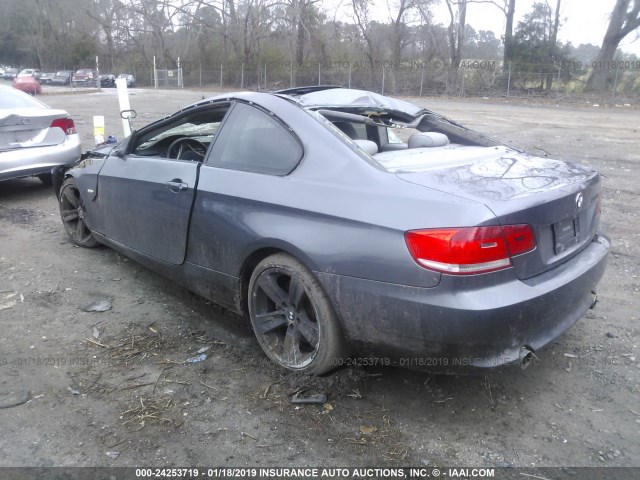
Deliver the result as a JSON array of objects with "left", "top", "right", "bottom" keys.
[
  {"left": 50, "top": 118, "right": 77, "bottom": 135},
  {"left": 405, "top": 224, "right": 536, "bottom": 275},
  {"left": 501, "top": 224, "right": 536, "bottom": 256}
]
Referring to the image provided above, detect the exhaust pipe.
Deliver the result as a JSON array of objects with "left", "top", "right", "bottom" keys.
[
  {"left": 520, "top": 346, "right": 536, "bottom": 369},
  {"left": 590, "top": 291, "right": 598, "bottom": 309}
]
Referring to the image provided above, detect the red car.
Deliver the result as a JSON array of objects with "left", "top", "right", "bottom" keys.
[
  {"left": 12, "top": 76, "right": 41, "bottom": 95},
  {"left": 71, "top": 68, "right": 96, "bottom": 85}
]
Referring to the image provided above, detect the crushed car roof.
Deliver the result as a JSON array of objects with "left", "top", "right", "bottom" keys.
[{"left": 293, "top": 87, "right": 423, "bottom": 116}]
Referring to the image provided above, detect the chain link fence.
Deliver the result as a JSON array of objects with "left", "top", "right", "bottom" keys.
[
  {"left": 129, "top": 59, "right": 640, "bottom": 103},
  {"left": 154, "top": 69, "right": 183, "bottom": 88}
]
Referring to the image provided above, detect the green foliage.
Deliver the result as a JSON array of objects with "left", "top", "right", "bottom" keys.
[
  {"left": 462, "top": 26, "right": 502, "bottom": 60},
  {"left": 510, "top": 2, "right": 567, "bottom": 72}
]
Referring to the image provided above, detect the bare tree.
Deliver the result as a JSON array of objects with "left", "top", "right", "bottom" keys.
[
  {"left": 504, "top": 0, "right": 516, "bottom": 64},
  {"left": 387, "top": 0, "right": 422, "bottom": 61},
  {"left": 544, "top": 0, "right": 561, "bottom": 91},
  {"left": 85, "top": 0, "right": 126, "bottom": 71},
  {"left": 445, "top": 0, "right": 467, "bottom": 90},
  {"left": 350, "top": 0, "right": 378, "bottom": 86},
  {"left": 387, "top": 0, "right": 428, "bottom": 92},
  {"left": 586, "top": 0, "right": 640, "bottom": 91},
  {"left": 466, "top": 0, "right": 516, "bottom": 65}
]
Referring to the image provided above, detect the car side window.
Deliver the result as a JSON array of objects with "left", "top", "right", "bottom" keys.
[
  {"left": 208, "top": 102, "right": 302, "bottom": 175},
  {"left": 130, "top": 106, "right": 229, "bottom": 161}
]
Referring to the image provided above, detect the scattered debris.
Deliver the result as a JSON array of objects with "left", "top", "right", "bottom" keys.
[
  {"left": 83, "top": 298, "right": 112, "bottom": 312},
  {"left": 360, "top": 425, "right": 377, "bottom": 435},
  {"left": 606, "top": 332, "right": 616, "bottom": 338},
  {"left": 85, "top": 338, "right": 109, "bottom": 348},
  {"left": 68, "top": 387, "right": 80, "bottom": 396},
  {"left": 120, "top": 382, "right": 155, "bottom": 391},
  {"left": 433, "top": 397, "right": 453, "bottom": 404},
  {"left": 347, "top": 389, "right": 362, "bottom": 399},
  {"left": 384, "top": 442, "right": 409, "bottom": 460},
  {"left": 93, "top": 327, "right": 100, "bottom": 339},
  {"left": 291, "top": 392, "right": 327, "bottom": 404},
  {"left": 186, "top": 353, "right": 207, "bottom": 364},
  {"left": 105, "top": 451, "right": 120, "bottom": 459},
  {"left": 197, "top": 346, "right": 211, "bottom": 354},
  {"left": 122, "top": 397, "right": 181, "bottom": 429}
]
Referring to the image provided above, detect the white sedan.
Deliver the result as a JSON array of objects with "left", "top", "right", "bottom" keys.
[{"left": 0, "top": 85, "right": 81, "bottom": 184}]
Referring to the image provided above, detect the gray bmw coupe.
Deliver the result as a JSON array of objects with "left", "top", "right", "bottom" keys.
[{"left": 53, "top": 87, "right": 608, "bottom": 374}]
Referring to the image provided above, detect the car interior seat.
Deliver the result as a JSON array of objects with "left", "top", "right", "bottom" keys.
[
  {"left": 333, "top": 121, "right": 359, "bottom": 140},
  {"left": 408, "top": 132, "right": 450, "bottom": 148}
]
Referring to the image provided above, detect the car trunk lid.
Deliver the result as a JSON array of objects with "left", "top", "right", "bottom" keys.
[
  {"left": 378, "top": 145, "right": 601, "bottom": 279},
  {"left": 0, "top": 109, "right": 69, "bottom": 152}
]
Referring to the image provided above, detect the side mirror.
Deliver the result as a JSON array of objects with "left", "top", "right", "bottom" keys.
[
  {"left": 120, "top": 109, "right": 137, "bottom": 121},
  {"left": 111, "top": 136, "right": 132, "bottom": 159}
]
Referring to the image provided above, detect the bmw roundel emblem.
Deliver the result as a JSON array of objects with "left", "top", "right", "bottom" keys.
[{"left": 576, "top": 192, "right": 584, "bottom": 209}]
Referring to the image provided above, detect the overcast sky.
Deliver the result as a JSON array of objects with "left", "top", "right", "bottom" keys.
[{"left": 328, "top": 0, "right": 640, "bottom": 55}]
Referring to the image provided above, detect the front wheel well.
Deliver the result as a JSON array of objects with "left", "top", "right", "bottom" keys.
[{"left": 52, "top": 166, "right": 73, "bottom": 197}]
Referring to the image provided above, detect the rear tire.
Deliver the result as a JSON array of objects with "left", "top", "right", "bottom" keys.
[
  {"left": 59, "top": 177, "right": 100, "bottom": 248},
  {"left": 248, "top": 253, "right": 348, "bottom": 375}
]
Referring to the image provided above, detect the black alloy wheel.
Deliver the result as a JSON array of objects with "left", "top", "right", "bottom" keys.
[
  {"left": 248, "top": 253, "right": 347, "bottom": 375},
  {"left": 59, "top": 177, "right": 100, "bottom": 247}
]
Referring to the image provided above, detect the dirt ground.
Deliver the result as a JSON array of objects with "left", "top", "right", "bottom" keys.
[{"left": 0, "top": 86, "right": 638, "bottom": 469}]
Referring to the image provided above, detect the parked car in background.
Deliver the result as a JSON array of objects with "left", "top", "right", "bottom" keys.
[
  {"left": 52, "top": 87, "right": 609, "bottom": 375},
  {"left": 39, "top": 72, "right": 55, "bottom": 84},
  {"left": 98, "top": 74, "right": 116, "bottom": 87},
  {"left": 2, "top": 68, "right": 19, "bottom": 80},
  {"left": 17, "top": 68, "right": 41, "bottom": 79},
  {"left": 117, "top": 73, "right": 136, "bottom": 87},
  {"left": 79, "top": 74, "right": 115, "bottom": 88},
  {"left": 71, "top": 69, "right": 96, "bottom": 85},
  {"left": 0, "top": 85, "right": 81, "bottom": 184},
  {"left": 50, "top": 70, "right": 73, "bottom": 86},
  {"left": 12, "top": 76, "right": 42, "bottom": 95}
]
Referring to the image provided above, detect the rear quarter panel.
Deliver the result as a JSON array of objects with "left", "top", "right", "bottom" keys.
[{"left": 187, "top": 96, "right": 497, "bottom": 289}]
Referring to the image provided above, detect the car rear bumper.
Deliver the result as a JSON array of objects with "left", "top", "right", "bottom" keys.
[
  {"left": 0, "top": 135, "right": 82, "bottom": 182},
  {"left": 316, "top": 234, "right": 609, "bottom": 371}
]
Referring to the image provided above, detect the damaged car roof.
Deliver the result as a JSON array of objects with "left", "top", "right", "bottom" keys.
[{"left": 278, "top": 86, "right": 425, "bottom": 123}]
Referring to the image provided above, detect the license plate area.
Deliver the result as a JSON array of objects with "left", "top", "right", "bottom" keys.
[{"left": 553, "top": 216, "right": 580, "bottom": 254}]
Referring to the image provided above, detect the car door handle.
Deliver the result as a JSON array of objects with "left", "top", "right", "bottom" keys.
[{"left": 165, "top": 179, "right": 188, "bottom": 192}]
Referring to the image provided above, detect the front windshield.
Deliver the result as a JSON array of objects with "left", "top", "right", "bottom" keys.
[{"left": 136, "top": 122, "right": 220, "bottom": 151}]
